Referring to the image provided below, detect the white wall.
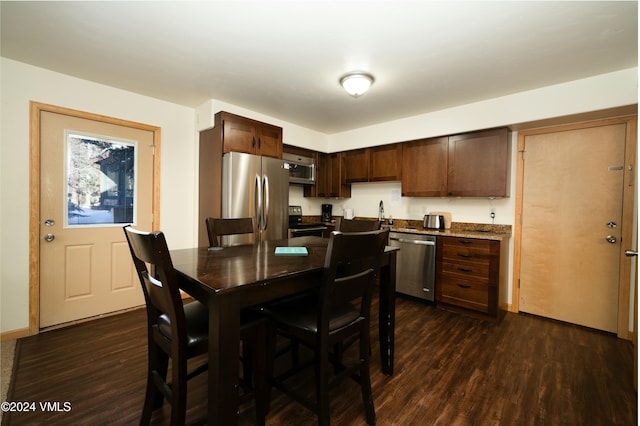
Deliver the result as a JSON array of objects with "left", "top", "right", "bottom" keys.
[{"left": 1, "top": 57, "right": 637, "bottom": 334}]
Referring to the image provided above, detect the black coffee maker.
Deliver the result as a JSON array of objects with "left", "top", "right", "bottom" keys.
[{"left": 321, "top": 204, "right": 333, "bottom": 222}]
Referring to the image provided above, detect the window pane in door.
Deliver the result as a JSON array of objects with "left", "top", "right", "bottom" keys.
[{"left": 65, "top": 131, "right": 137, "bottom": 227}]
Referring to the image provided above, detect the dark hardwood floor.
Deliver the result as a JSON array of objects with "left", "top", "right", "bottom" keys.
[{"left": 3, "top": 295, "right": 636, "bottom": 425}]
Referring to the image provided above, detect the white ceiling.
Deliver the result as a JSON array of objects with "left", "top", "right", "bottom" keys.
[{"left": 1, "top": 1, "right": 637, "bottom": 133}]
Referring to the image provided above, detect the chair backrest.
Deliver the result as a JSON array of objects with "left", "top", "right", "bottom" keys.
[
  {"left": 335, "top": 217, "right": 382, "bottom": 232},
  {"left": 205, "top": 217, "right": 256, "bottom": 247},
  {"left": 319, "top": 229, "right": 389, "bottom": 331},
  {"left": 123, "top": 225, "right": 187, "bottom": 346}
]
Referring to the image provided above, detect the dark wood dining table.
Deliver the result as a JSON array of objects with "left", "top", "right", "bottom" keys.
[{"left": 170, "top": 235, "right": 397, "bottom": 425}]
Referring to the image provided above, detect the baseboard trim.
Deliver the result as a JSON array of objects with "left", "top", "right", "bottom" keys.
[{"left": 1, "top": 328, "right": 30, "bottom": 342}]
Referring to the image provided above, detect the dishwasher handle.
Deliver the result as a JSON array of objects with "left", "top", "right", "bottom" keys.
[{"left": 389, "top": 236, "right": 435, "bottom": 246}]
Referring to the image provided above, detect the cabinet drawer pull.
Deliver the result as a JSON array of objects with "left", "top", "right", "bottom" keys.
[
  {"left": 457, "top": 253, "right": 473, "bottom": 258},
  {"left": 456, "top": 284, "right": 471, "bottom": 289},
  {"left": 459, "top": 240, "right": 472, "bottom": 244},
  {"left": 458, "top": 267, "right": 473, "bottom": 273}
]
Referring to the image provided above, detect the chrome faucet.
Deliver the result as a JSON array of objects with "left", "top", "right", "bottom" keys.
[{"left": 378, "top": 200, "right": 384, "bottom": 221}]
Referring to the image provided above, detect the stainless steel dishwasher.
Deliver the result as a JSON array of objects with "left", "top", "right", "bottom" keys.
[{"left": 388, "top": 231, "right": 436, "bottom": 301}]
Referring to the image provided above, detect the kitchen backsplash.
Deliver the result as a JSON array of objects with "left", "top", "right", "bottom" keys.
[{"left": 289, "top": 181, "right": 514, "bottom": 228}]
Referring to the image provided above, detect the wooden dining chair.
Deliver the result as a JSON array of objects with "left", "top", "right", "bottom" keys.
[
  {"left": 262, "top": 229, "right": 389, "bottom": 426},
  {"left": 335, "top": 217, "right": 382, "bottom": 232},
  {"left": 205, "top": 216, "right": 256, "bottom": 247},
  {"left": 124, "top": 226, "right": 267, "bottom": 426}
]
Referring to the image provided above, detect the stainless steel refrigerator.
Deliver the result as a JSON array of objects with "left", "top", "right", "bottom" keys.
[{"left": 221, "top": 151, "right": 289, "bottom": 245}]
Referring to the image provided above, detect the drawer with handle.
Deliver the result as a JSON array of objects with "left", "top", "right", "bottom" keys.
[
  {"left": 441, "top": 261, "right": 490, "bottom": 283},
  {"left": 442, "top": 238, "right": 495, "bottom": 262},
  {"left": 438, "top": 276, "right": 489, "bottom": 313}
]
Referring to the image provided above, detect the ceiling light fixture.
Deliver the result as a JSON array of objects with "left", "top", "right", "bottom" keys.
[{"left": 339, "top": 72, "right": 374, "bottom": 98}]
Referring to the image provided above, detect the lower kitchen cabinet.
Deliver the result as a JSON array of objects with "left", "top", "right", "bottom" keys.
[{"left": 436, "top": 235, "right": 509, "bottom": 321}]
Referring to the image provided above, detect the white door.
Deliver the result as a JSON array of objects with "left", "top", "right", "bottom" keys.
[
  {"left": 519, "top": 123, "right": 627, "bottom": 332},
  {"left": 39, "top": 110, "right": 155, "bottom": 328}
]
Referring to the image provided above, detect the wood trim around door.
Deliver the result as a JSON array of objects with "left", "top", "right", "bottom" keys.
[
  {"left": 512, "top": 114, "right": 637, "bottom": 339},
  {"left": 29, "top": 101, "right": 161, "bottom": 335}
]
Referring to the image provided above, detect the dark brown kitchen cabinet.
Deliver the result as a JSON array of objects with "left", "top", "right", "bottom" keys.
[
  {"left": 344, "top": 144, "right": 403, "bottom": 183},
  {"left": 370, "top": 144, "right": 403, "bottom": 181},
  {"left": 283, "top": 144, "right": 316, "bottom": 160},
  {"left": 343, "top": 149, "right": 369, "bottom": 183},
  {"left": 401, "top": 128, "right": 509, "bottom": 198},
  {"left": 216, "top": 111, "right": 282, "bottom": 159},
  {"left": 447, "top": 127, "right": 509, "bottom": 197},
  {"left": 317, "top": 152, "right": 351, "bottom": 198},
  {"left": 436, "top": 236, "right": 509, "bottom": 322},
  {"left": 401, "top": 136, "right": 448, "bottom": 196}
]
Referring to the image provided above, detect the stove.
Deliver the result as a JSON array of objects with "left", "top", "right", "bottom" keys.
[{"left": 288, "top": 205, "right": 327, "bottom": 237}]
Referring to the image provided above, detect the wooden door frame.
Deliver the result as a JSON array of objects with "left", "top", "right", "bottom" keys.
[
  {"left": 512, "top": 115, "right": 637, "bottom": 339},
  {"left": 29, "top": 101, "right": 161, "bottom": 335}
]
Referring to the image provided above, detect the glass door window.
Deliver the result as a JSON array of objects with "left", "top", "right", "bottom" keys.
[{"left": 65, "top": 131, "right": 137, "bottom": 227}]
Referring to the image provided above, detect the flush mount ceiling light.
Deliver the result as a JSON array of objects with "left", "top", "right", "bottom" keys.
[{"left": 339, "top": 72, "right": 374, "bottom": 98}]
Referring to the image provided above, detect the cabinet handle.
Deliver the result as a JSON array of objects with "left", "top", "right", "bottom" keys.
[
  {"left": 459, "top": 240, "right": 472, "bottom": 244},
  {"left": 252, "top": 136, "right": 256, "bottom": 147},
  {"left": 457, "top": 284, "right": 471, "bottom": 289},
  {"left": 457, "top": 253, "right": 473, "bottom": 258},
  {"left": 458, "top": 267, "right": 473, "bottom": 273},
  {"left": 258, "top": 137, "right": 261, "bottom": 148}
]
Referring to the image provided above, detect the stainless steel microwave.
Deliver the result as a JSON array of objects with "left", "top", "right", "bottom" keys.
[{"left": 283, "top": 152, "right": 316, "bottom": 184}]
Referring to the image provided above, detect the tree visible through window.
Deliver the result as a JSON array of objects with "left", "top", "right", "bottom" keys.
[{"left": 66, "top": 132, "right": 136, "bottom": 226}]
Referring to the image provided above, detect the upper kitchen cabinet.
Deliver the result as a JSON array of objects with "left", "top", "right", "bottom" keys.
[
  {"left": 401, "top": 136, "right": 449, "bottom": 197},
  {"left": 216, "top": 111, "right": 282, "bottom": 159},
  {"left": 283, "top": 144, "right": 317, "bottom": 160},
  {"left": 401, "top": 128, "right": 510, "bottom": 198},
  {"left": 447, "top": 127, "right": 509, "bottom": 197},
  {"left": 370, "top": 143, "right": 403, "bottom": 181},
  {"left": 317, "top": 152, "right": 351, "bottom": 198},
  {"left": 344, "top": 144, "right": 403, "bottom": 183},
  {"left": 343, "top": 148, "right": 369, "bottom": 182}
]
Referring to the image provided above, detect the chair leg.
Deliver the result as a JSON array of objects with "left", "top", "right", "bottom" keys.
[
  {"left": 140, "top": 371, "right": 157, "bottom": 425},
  {"left": 253, "top": 321, "right": 268, "bottom": 426},
  {"left": 316, "top": 347, "right": 331, "bottom": 426},
  {"left": 360, "top": 363, "right": 376, "bottom": 426},
  {"left": 170, "top": 357, "right": 188, "bottom": 426},
  {"left": 265, "top": 321, "right": 278, "bottom": 413},
  {"left": 291, "top": 338, "right": 300, "bottom": 366},
  {"left": 141, "top": 346, "right": 168, "bottom": 425},
  {"left": 333, "top": 342, "right": 343, "bottom": 371}
]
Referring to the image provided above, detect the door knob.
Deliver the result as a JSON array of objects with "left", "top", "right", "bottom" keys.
[
  {"left": 605, "top": 235, "right": 617, "bottom": 244},
  {"left": 625, "top": 250, "right": 638, "bottom": 257},
  {"left": 44, "top": 233, "right": 55, "bottom": 242}
]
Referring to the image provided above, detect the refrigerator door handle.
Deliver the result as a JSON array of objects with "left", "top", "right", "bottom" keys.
[
  {"left": 255, "top": 174, "right": 263, "bottom": 231},
  {"left": 263, "top": 175, "right": 269, "bottom": 231}
]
